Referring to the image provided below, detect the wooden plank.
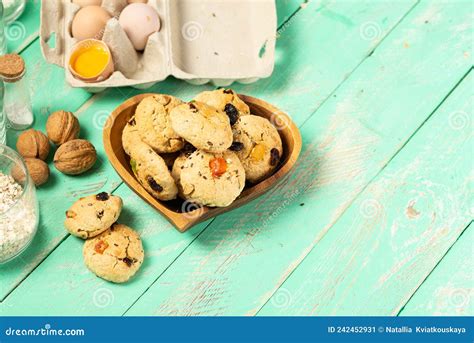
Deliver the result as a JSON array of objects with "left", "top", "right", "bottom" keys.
[
  {"left": 6, "top": 0, "right": 41, "bottom": 53},
  {"left": 123, "top": 2, "right": 473, "bottom": 316},
  {"left": 0, "top": 0, "right": 417, "bottom": 314},
  {"left": 259, "top": 72, "right": 473, "bottom": 315},
  {"left": 400, "top": 223, "right": 473, "bottom": 316}
]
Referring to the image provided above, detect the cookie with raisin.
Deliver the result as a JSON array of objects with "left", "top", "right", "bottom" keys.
[
  {"left": 130, "top": 141, "right": 178, "bottom": 201},
  {"left": 178, "top": 150, "right": 245, "bottom": 207},
  {"left": 194, "top": 89, "right": 250, "bottom": 125},
  {"left": 64, "top": 192, "right": 123, "bottom": 239},
  {"left": 170, "top": 101, "right": 233, "bottom": 153},
  {"left": 135, "top": 94, "right": 184, "bottom": 153},
  {"left": 232, "top": 115, "right": 283, "bottom": 183},
  {"left": 83, "top": 224, "right": 144, "bottom": 283}
]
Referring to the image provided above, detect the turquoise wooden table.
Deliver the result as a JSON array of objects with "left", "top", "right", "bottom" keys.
[{"left": 0, "top": 0, "right": 472, "bottom": 316}]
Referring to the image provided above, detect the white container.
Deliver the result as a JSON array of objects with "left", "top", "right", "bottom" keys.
[{"left": 40, "top": 0, "right": 277, "bottom": 92}]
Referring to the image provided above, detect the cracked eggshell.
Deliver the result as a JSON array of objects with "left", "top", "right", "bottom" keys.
[{"left": 119, "top": 3, "right": 161, "bottom": 51}]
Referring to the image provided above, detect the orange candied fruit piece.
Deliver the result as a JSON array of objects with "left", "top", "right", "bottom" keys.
[
  {"left": 250, "top": 144, "right": 266, "bottom": 161},
  {"left": 94, "top": 240, "right": 109, "bottom": 254},
  {"left": 209, "top": 157, "right": 227, "bottom": 178}
]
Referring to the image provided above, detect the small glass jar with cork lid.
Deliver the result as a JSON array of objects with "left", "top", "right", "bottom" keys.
[{"left": 0, "top": 54, "right": 33, "bottom": 130}]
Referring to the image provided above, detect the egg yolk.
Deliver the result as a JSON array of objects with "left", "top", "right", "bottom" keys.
[
  {"left": 209, "top": 157, "right": 227, "bottom": 178},
  {"left": 72, "top": 45, "right": 109, "bottom": 78}
]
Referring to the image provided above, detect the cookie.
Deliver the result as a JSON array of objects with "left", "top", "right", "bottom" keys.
[
  {"left": 194, "top": 88, "right": 250, "bottom": 125},
  {"left": 83, "top": 223, "right": 144, "bottom": 283},
  {"left": 130, "top": 142, "right": 178, "bottom": 201},
  {"left": 178, "top": 150, "right": 245, "bottom": 207},
  {"left": 232, "top": 115, "right": 283, "bottom": 183},
  {"left": 121, "top": 116, "right": 141, "bottom": 156},
  {"left": 135, "top": 94, "right": 184, "bottom": 153},
  {"left": 170, "top": 101, "right": 233, "bottom": 152},
  {"left": 64, "top": 192, "right": 123, "bottom": 239}
]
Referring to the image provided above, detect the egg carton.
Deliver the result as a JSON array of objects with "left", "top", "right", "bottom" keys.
[{"left": 40, "top": 0, "right": 277, "bottom": 92}]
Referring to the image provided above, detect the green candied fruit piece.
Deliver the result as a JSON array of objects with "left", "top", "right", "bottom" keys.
[{"left": 130, "top": 159, "right": 138, "bottom": 175}]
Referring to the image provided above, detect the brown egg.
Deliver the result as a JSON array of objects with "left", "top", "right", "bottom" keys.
[
  {"left": 72, "top": 0, "right": 102, "bottom": 6},
  {"left": 127, "top": 0, "right": 148, "bottom": 3},
  {"left": 71, "top": 6, "right": 112, "bottom": 41}
]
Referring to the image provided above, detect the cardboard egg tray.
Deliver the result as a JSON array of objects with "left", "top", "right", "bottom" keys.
[{"left": 40, "top": 0, "right": 277, "bottom": 92}]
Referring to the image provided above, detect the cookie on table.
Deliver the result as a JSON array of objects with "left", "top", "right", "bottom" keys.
[
  {"left": 178, "top": 150, "right": 245, "bottom": 207},
  {"left": 121, "top": 116, "right": 141, "bottom": 156},
  {"left": 65, "top": 192, "right": 123, "bottom": 239},
  {"left": 170, "top": 101, "right": 233, "bottom": 153},
  {"left": 232, "top": 115, "right": 283, "bottom": 183},
  {"left": 130, "top": 142, "right": 178, "bottom": 201},
  {"left": 83, "top": 223, "right": 144, "bottom": 283},
  {"left": 194, "top": 88, "right": 250, "bottom": 125},
  {"left": 135, "top": 94, "right": 184, "bottom": 153}
]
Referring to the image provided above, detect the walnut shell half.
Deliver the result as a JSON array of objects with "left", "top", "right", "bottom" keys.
[
  {"left": 54, "top": 139, "right": 97, "bottom": 175},
  {"left": 46, "top": 110, "right": 80, "bottom": 145}
]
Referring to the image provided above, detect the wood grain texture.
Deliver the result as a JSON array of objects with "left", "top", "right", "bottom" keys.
[
  {"left": 124, "top": 1, "right": 473, "bottom": 316},
  {"left": 259, "top": 72, "right": 473, "bottom": 315},
  {"left": 0, "top": 0, "right": 417, "bottom": 314},
  {"left": 400, "top": 223, "right": 473, "bottom": 316}
]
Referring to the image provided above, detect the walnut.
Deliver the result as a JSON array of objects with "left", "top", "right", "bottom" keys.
[
  {"left": 53, "top": 139, "right": 97, "bottom": 175},
  {"left": 24, "top": 158, "right": 50, "bottom": 186},
  {"left": 16, "top": 129, "right": 50, "bottom": 161},
  {"left": 46, "top": 110, "right": 80, "bottom": 145}
]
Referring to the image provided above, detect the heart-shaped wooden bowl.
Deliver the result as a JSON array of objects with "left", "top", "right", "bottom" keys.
[{"left": 103, "top": 94, "right": 302, "bottom": 232}]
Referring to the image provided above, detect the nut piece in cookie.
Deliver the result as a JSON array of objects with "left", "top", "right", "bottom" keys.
[
  {"left": 178, "top": 150, "right": 245, "bottom": 207},
  {"left": 232, "top": 115, "right": 283, "bottom": 183},
  {"left": 135, "top": 95, "right": 184, "bottom": 153},
  {"left": 83, "top": 224, "right": 144, "bottom": 283},
  {"left": 130, "top": 142, "right": 178, "bottom": 201},
  {"left": 170, "top": 101, "right": 233, "bottom": 153},
  {"left": 194, "top": 89, "right": 250, "bottom": 125},
  {"left": 64, "top": 192, "right": 123, "bottom": 239}
]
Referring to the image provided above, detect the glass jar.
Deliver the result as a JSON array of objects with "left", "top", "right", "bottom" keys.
[
  {"left": 2, "top": 0, "right": 26, "bottom": 25},
  {"left": 0, "top": 1, "right": 7, "bottom": 55},
  {"left": 0, "top": 144, "right": 39, "bottom": 263},
  {"left": 0, "top": 79, "right": 5, "bottom": 145},
  {"left": 3, "top": 66, "right": 33, "bottom": 130}
]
